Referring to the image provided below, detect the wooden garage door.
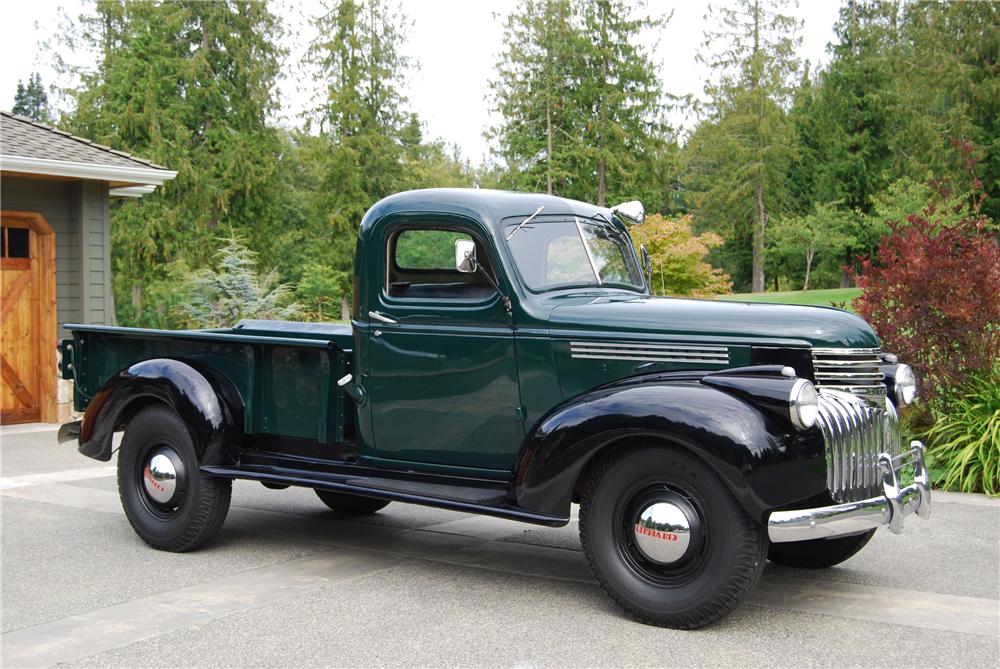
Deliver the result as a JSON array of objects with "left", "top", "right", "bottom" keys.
[{"left": 1, "top": 211, "right": 56, "bottom": 424}]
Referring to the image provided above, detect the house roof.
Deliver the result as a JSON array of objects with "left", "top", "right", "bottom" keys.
[{"left": 0, "top": 111, "right": 176, "bottom": 196}]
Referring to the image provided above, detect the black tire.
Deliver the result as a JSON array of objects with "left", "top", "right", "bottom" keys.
[
  {"left": 315, "top": 489, "right": 390, "bottom": 515},
  {"left": 768, "top": 530, "right": 875, "bottom": 569},
  {"left": 117, "top": 404, "right": 231, "bottom": 552},
  {"left": 580, "top": 446, "right": 766, "bottom": 629}
]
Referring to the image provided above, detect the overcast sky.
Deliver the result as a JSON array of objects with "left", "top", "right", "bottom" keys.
[{"left": 1, "top": 0, "right": 842, "bottom": 164}]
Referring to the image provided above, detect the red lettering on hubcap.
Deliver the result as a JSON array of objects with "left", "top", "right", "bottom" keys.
[
  {"left": 144, "top": 466, "right": 166, "bottom": 493},
  {"left": 635, "top": 524, "right": 678, "bottom": 541}
]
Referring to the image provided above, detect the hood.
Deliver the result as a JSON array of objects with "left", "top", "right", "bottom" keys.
[{"left": 545, "top": 293, "right": 879, "bottom": 349}]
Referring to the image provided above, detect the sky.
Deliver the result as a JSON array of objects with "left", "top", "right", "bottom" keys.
[{"left": 0, "top": 0, "right": 842, "bottom": 164}]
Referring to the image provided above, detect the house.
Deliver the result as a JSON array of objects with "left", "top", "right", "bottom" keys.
[{"left": 0, "top": 111, "right": 176, "bottom": 424}]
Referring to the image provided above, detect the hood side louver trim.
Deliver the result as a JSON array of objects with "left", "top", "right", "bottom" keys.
[{"left": 570, "top": 341, "right": 730, "bottom": 365}]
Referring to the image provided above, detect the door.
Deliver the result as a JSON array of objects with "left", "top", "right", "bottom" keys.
[
  {"left": 1, "top": 211, "right": 57, "bottom": 424},
  {"left": 367, "top": 223, "right": 523, "bottom": 472}
]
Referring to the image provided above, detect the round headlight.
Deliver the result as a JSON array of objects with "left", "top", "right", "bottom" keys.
[
  {"left": 895, "top": 364, "right": 917, "bottom": 406},
  {"left": 789, "top": 379, "right": 819, "bottom": 430}
]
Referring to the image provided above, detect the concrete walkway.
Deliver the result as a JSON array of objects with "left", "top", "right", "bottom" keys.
[{"left": 2, "top": 424, "right": 997, "bottom": 667}]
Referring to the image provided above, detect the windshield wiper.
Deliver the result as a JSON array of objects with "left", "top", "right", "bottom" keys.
[{"left": 505, "top": 206, "right": 544, "bottom": 241}]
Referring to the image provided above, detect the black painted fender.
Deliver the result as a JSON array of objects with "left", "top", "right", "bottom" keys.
[
  {"left": 511, "top": 378, "right": 828, "bottom": 523},
  {"left": 77, "top": 358, "right": 243, "bottom": 465}
]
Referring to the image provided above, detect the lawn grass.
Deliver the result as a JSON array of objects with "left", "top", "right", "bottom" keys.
[{"left": 717, "top": 287, "right": 862, "bottom": 311}]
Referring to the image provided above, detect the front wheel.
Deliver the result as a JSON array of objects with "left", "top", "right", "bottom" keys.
[
  {"left": 118, "top": 405, "right": 231, "bottom": 552},
  {"left": 767, "top": 530, "right": 875, "bottom": 569},
  {"left": 580, "top": 446, "right": 766, "bottom": 629}
]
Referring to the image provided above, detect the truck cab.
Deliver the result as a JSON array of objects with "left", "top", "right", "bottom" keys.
[{"left": 59, "top": 188, "right": 931, "bottom": 629}]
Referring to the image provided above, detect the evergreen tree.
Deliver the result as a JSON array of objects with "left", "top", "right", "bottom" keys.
[
  {"left": 305, "top": 0, "right": 413, "bottom": 318},
  {"left": 11, "top": 72, "right": 51, "bottom": 122},
  {"left": 576, "top": 0, "right": 669, "bottom": 206},
  {"left": 809, "top": 0, "right": 899, "bottom": 214},
  {"left": 892, "top": 0, "right": 1000, "bottom": 222},
  {"left": 687, "top": 0, "right": 801, "bottom": 292},
  {"left": 489, "top": 0, "right": 669, "bottom": 207},
  {"left": 489, "top": 0, "right": 581, "bottom": 196},
  {"left": 58, "top": 0, "right": 286, "bottom": 327}
]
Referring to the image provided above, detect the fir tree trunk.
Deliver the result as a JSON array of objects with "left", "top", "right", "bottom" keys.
[
  {"left": 752, "top": 181, "right": 766, "bottom": 292},
  {"left": 546, "top": 98, "right": 553, "bottom": 194},
  {"left": 597, "top": 158, "right": 606, "bottom": 207},
  {"left": 750, "top": 0, "right": 766, "bottom": 294},
  {"left": 803, "top": 246, "right": 814, "bottom": 291},
  {"left": 341, "top": 294, "right": 350, "bottom": 321}
]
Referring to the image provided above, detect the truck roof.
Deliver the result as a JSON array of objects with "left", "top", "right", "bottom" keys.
[{"left": 359, "top": 188, "right": 618, "bottom": 237}]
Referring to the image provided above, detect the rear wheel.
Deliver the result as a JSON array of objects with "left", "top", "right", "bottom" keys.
[
  {"left": 118, "top": 404, "right": 231, "bottom": 552},
  {"left": 767, "top": 530, "right": 875, "bottom": 569},
  {"left": 580, "top": 446, "right": 766, "bottom": 629},
  {"left": 315, "top": 489, "right": 390, "bottom": 516}
]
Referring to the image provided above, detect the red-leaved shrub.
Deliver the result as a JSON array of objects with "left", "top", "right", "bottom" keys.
[{"left": 852, "top": 215, "right": 1000, "bottom": 400}]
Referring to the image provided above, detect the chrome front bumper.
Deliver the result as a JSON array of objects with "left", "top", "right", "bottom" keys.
[{"left": 768, "top": 441, "right": 931, "bottom": 543}]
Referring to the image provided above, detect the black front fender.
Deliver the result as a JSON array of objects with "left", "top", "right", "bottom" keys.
[
  {"left": 511, "top": 380, "right": 827, "bottom": 522},
  {"left": 77, "top": 358, "right": 243, "bottom": 465}
]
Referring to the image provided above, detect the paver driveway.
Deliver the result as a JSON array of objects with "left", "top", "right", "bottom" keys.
[{"left": 2, "top": 424, "right": 998, "bottom": 667}]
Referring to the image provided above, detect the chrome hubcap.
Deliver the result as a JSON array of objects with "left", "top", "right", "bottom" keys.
[
  {"left": 632, "top": 501, "right": 693, "bottom": 565},
  {"left": 143, "top": 448, "right": 182, "bottom": 506}
]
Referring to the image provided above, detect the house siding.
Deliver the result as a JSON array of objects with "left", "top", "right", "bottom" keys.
[{"left": 1, "top": 176, "right": 114, "bottom": 334}]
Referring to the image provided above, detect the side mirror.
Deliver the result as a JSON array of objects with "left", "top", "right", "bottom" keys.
[
  {"left": 611, "top": 200, "right": 645, "bottom": 225},
  {"left": 455, "top": 239, "right": 478, "bottom": 273}
]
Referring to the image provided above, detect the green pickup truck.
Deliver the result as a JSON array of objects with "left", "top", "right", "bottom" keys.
[{"left": 59, "top": 188, "right": 930, "bottom": 629}]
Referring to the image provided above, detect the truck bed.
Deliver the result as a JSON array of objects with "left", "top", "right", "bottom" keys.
[{"left": 61, "top": 320, "right": 354, "bottom": 444}]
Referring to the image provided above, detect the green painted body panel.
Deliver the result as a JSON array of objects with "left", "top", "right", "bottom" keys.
[
  {"left": 70, "top": 189, "right": 883, "bottom": 480},
  {"left": 66, "top": 323, "right": 351, "bottom": 444}
]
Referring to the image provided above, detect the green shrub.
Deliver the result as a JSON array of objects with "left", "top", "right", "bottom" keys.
[{"left": 923, "top": 368, "right": 1000, "bottom": 495}]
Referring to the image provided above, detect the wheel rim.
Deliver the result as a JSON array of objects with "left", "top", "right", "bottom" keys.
[
  {"left": 614, "top": 483, "right": 708, "bottom": 586},
  {"left": 137, "top": 443, "right": 186, "bottom": 516}
]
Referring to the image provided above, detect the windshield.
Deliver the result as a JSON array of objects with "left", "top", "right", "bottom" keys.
[{"left": 504, "top": 217, "right": 644, "bottom": 292}]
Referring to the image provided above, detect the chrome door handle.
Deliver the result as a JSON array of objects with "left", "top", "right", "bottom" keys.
[{"left": 368, "top": 310, "right": 398, "bottom": 325}]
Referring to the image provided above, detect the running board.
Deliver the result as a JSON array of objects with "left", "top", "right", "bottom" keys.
[{"left": 201, "top": 464, "right": 568, "bottom": 527}]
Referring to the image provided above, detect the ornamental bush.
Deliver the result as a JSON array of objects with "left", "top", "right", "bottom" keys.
[
  {"left": 852, "top": 213, "right": 1000, "bottom": 401},
  {"left": 629, "top": 214, "right": 732, "bottom": 297}
]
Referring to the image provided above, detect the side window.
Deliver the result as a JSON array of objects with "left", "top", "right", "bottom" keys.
[
  {"left": 387, "top": 227, "right": 496, "bottom": 301},
  {"left": 395, "top": 229, "right": 469, "bottom": 270}
]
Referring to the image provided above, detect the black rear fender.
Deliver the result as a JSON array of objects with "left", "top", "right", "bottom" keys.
[
  {"left": 511, "top": 380, "right": 827, "bottom": 523},
  {"left": 77, "top": 358, "right": 244, "bottom": 465}
]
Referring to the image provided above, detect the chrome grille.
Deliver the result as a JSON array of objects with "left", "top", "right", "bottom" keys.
[
  {"left": 811, "top": 347, "right": 886, "bottom": 400},
  {"left": 817, "top": 389, "right": 902, "bottom": 502},
  {"left": 570, "top": 341, "right": 729, "bottom": 365}
]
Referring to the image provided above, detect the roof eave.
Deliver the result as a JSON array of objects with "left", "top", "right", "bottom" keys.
[
  {"left": 0, "top": 154, "right": 177, "bottom": 187},
  {"left": 109, "top": 185, "right": 158, "bottom": 198}
]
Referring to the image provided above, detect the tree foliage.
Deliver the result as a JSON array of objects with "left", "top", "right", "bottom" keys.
[
  {"left": 36, "top": 0, "right": 1000, "bottom": 328},
  {"left": 489, "top": 0, "right": 671, "bottom": 207},
  {"left": 768, "top": 203, "right": 854, "bottom": 291},
  {"left": 11, "top": 72, "right": 51, "bottom": 122},
  {"left": 300, "top": 0, "right": 475, "bottom": 318},
  {"left": 58, "top": 0, "right": 286, "bottom": 326},
  {"left": 685, "top": 0, "right": 802, "bottom": 293},
  {"left": 629, "top": 214, "right": 731, "bottom": 297}
]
